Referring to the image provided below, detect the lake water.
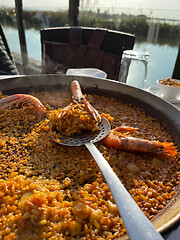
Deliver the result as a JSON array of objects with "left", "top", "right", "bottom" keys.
[{"left": 3, "top": 27, "right": 179, "bottom": 88}]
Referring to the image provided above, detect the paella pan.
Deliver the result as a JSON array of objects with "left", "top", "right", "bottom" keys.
[{"left": 0, "top": 74, "right": 179, "bottom": 240}]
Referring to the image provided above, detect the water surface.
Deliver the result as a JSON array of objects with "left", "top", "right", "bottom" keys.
[{"left": 3, "top": 27, "right": 178, "bottom": 88}]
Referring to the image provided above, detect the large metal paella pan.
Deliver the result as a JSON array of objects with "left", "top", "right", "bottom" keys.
[{"left": 0, "top": 74, "right": 179, "bottom": 239}]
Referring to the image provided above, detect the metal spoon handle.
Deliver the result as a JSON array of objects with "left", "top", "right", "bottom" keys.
[{"left": 85, "top": 142, "right": 164, "bottom": 240}]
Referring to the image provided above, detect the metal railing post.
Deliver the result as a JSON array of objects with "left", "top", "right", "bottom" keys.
[
  {"left": 69, "top": 0, "right": 79, "bottom": 26},
  {"left": 15, "top": 0, "right": 29, "bottom": 74}
]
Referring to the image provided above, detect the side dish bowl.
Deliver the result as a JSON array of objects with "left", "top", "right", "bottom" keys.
[{"left": 157, "top": 78, "right": 180, "bottom": 100}]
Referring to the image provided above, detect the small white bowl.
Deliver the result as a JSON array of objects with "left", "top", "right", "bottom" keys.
[{"left": 156, "top": 78, "right": 180, "bottom": 100}]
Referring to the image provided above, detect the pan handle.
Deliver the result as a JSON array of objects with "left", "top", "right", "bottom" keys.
[{"left": 85, "top": 142, "right": 164, "bottom": 240}]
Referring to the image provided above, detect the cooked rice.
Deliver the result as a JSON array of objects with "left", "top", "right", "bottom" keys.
[
  {"left": 45, "top": 102, "right": 99, "bottom": 142},
  {"left": 0, "top": 91, "right": 179, "bottom": 240}
]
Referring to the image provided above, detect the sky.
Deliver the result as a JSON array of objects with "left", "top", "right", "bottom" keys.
[{"left": 1, "top": 0, "right": 180, "bottom": 10}]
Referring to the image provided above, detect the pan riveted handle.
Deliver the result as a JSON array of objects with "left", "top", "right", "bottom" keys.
[{"left": 85, "top": 142, "right": 164, "bottom": 240}]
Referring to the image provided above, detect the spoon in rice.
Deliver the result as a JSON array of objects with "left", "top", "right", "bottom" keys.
[{"left": 48, "top": 80, "right": 164, "bottom": 240}]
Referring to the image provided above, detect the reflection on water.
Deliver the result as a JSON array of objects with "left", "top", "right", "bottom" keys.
[
  {"left": 3, "top": 27, "right": 178, "bottom": 88},
  {"left": 3, "top": 27, "right": 41, "bottom": 62}
]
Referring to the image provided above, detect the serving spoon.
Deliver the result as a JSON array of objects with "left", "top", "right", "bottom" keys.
[{"left": 48, "top": 81, "right": 164, "bottom": 240}]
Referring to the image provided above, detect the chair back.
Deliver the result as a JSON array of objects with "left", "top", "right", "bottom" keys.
[{"left": 40, "top": 26, "right": 135, "bottom": 80}]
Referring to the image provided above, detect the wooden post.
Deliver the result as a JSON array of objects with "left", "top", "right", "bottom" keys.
[
  {"left": 15, "top": 0, "right": 29, "bottom": 74},
  {"left": 69, "top": 0, "right": 79, "bottom": 26}
]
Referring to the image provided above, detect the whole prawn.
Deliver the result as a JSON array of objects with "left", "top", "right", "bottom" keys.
[
  {"left": 58, "top": 80, "right": 101, "bottom": 123},
  {"left": 0, "top": 94, "right": 45, "bottom": 120},
  {"left": 103, "top": 126, "right": 178, "bottom": 156}
]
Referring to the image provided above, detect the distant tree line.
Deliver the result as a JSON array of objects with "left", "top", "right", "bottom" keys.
[{"left": 1, "top": 8, "right": 180, "bottom": 44}]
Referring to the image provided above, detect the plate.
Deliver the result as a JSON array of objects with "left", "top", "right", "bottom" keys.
[
  {"left": 66, "top": 68, "right": 107, "bottom": 79},
  {"left": 147, "top": 85, "right": 180, "bottom": 104}
]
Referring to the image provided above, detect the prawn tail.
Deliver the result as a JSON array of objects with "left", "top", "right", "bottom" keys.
[{"left": 157, "top": 142, "right": 178, "bottom": 157}]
